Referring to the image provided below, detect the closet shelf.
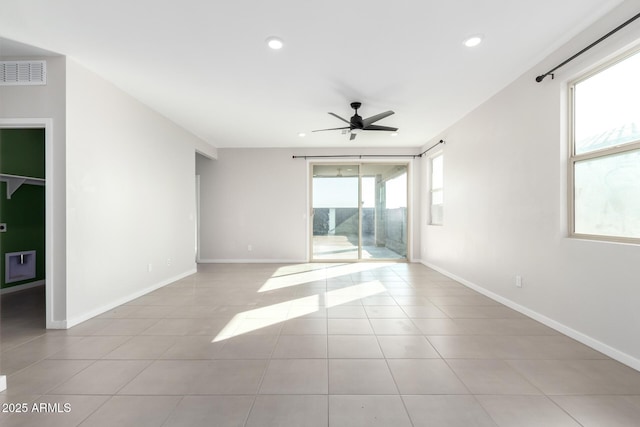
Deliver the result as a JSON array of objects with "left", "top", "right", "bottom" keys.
[{"left": 0, "top": 173, "right": 45, "bottom": 199}]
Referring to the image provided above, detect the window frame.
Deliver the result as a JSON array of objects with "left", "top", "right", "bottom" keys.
[
  {"left": 568, "top": 45, "right": 640, "bottom": 244},
  {"left": 429, "top": 151, "right": 444, "bottom": 226}
]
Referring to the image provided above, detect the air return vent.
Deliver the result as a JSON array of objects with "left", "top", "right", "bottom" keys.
[{"left": 0, "top": 60, "right": 47, "bottom": 85}]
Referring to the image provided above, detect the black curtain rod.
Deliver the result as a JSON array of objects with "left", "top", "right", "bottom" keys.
[
  {"left": 417, "top": 139, "right": 445, "bottom": 157},
  {"left": 292, "top": 154, "right": 417, "bottom": 159},
  {"left": 292, "top": 140, "right": 444, "bottom": 160},
  {"left": 536, "top": 11, "right": 640, "bottom": 82}
]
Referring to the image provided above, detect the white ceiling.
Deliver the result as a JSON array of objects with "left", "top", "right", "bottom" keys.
[{"left": 0, "top": 0, "right": 623, "bottom": 148}]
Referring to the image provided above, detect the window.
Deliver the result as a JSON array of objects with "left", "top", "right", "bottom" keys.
[
  {"left": 569, "top": 48, "right": 640, "bottom": 242},
  {"left": 430, "top": 153, "right": 443, "bottom": 225}
]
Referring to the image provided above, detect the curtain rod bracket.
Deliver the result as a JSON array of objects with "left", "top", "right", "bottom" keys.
[{"left": 535, "top": 73, "right": 554, "bottom": 83}]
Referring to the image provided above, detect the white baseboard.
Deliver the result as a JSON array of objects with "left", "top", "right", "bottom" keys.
[
  {"left": 198, "top": 259, "right": 412, "bottom": 264},
  {"left": 421, "top": 260, "right": 640, "bottom": 372},
  {"left": 1, "top": 280, "right": 45, "bottom": 294},
  {"left": 65, "top": 268, "right": 197, "bottom": 329},
  {"left": 46, "top": 320, "right": 68, "bottom": 329},
  {"left": 198, "top": 259, "right": 307, "bottom": 264},
  {"left": 0, "top": 375, "right": 6, "bottom": 392}
]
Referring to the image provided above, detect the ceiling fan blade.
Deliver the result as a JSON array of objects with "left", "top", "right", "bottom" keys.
[
  {"left": 349, "top": 132, "right": 357, "bottom": 141},
  {"left": 328, "top": 112, "right": 352, "bottom": 125},
  {"left": 362, "top": 110, "right": 394, "bottom": 127},
  {"left": 363, "top": 124, "right": 398, "bottom": 132},
  {"left": 312, "top": 126, "right": 351, "bottom": 132}
]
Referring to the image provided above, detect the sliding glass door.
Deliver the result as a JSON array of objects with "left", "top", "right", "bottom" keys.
[
  {"left": 312, "top": 165, "right": 360, "bottom": 260},
  {"left": 311, "top": 163, "right": 408, "bottom": 261},
  {"left": 361, "top": 164, "right": 408, "bottom": 260}
]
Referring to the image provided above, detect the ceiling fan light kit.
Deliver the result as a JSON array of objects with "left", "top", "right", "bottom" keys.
[{"left": 312, "top": 101, "right": 399, "bottom": 141}]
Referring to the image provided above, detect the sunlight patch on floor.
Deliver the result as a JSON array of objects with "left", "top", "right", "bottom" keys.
[
  {"left": 325, "top": 280, "right": 386, "bottom": 307},
  {"left": 212, "top": 295, "right": 319, "bottom": 342},
  {"left": 259, "top": 262, "right": 393, "bottom": 292},
  {"left": 213, "top": 279, "right": 386, "bottom": 342}
]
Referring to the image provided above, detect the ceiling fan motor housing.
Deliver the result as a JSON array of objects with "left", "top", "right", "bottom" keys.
[{"left": 349, "top": 102, "right": 363, "bottom": 128}]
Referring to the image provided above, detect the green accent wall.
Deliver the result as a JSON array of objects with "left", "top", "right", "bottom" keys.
[{"left": 0, "top": 129, "right": 46, "bottom": 289}]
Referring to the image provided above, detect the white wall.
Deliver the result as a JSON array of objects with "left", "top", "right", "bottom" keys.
[
  {"left": 421, "top": 1, "right": 640, "bottom": 369},
  {"left": 197, "top": 147, "right": 422, "bottom": 262},
  {"left": 197, "top": 148, "right": 308, "bottom": 262},
  {"left": 65, "top": 58, "right": 212, "bottom": 325},
  {"left": 1, "top": 53, "right": 216, "bottom": 327},
  {"left": 0, "top": 55, "right": 68, "bottom": 326}
]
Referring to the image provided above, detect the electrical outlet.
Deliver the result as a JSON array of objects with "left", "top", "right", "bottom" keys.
[
  {"left": 515, "top": 275, "right": 523, "bottom": 288},
  {"left": 148, "top": 263, "right": 153, "bottom": 273},
  {"left": 248, "top": 244, "right": 253, "bottom": 252},
  {"left": 167, "top": 258, "right": 172, "bottom": 266}
]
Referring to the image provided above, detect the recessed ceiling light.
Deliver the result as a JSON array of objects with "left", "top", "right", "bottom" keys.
[
  {"left": 298, "top": 132, "right": 306, "bottom": 137},
  {"left": 266, "top": 36, "right": 284, "bottom": 50},
  {"left": 463, "top": 35, "right": 483, "bottom": 47},
  {"left": 391, "top": 132, "right": 399, "bottom": 137}
]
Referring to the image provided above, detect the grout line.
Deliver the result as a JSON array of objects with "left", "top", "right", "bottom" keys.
[
  {"left": 367, "top": 288, "right": 416, "bottom": 426},
  {"left": 325, "top": 271, "right": 330, "bottom": 426}
]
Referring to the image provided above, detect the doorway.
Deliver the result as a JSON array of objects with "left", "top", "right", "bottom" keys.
[
  {"left": 311, "top": 163, "right": 409, "bottom": 261},
  {"left": 0, "top": 119, "right": 57, "bottom": 330},
  {"left": 0, "top": 128, "right": 46, "bottom": 293}
]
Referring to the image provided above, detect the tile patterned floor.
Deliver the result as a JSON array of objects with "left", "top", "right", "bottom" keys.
[{"left": 1, "top": 262, "right": 640, "bottom": 426}]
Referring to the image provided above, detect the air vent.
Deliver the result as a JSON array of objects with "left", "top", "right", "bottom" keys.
[{"left": 0, "top": 61, "right": 47, "bottom": 85}]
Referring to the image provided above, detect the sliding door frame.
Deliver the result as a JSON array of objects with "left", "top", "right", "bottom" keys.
[{"left": 308, "top": 160, "right": 411, "bottom": 263}]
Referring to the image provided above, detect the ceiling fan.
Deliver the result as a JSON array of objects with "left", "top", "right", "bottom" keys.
[{"left": 312, "top": 102, "right": 398, "bottom": 140}]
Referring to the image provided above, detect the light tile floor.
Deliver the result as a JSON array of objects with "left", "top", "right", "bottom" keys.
[{"left": 1, "top": 263, "right": 640, "bottom": 426}]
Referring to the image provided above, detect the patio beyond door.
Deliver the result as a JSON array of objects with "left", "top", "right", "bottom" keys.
[{"left": 311, "top": 163, "right": 408, "bottom": 261}]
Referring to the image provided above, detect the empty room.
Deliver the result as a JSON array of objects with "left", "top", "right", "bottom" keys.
[{"left": 1, "top": 1, "right": 640, "bottom": 426}]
